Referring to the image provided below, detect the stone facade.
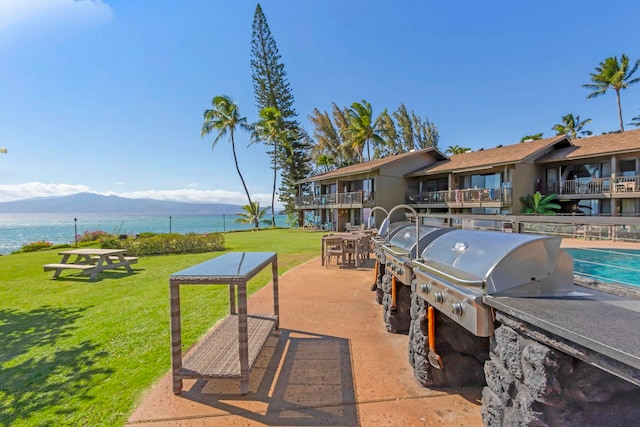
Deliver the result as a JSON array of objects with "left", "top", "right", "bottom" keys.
[
  {"left": 408, "top": 278, "right": 490, "bottom": 387},
  {"left": 379, "top": 272, "right": 412, "bottom": 334},
  {"left": 482, "top": 313, "right": 640, "bottom": 427}
]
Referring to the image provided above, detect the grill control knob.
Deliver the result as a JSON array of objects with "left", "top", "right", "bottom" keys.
[
  {"left": 420, "top": 283, "right": 430, "bottom": 294},
  {"left": 434, "top": 292, "right": 444, "bottom": 304},
  {"left": 398, "top": 267, "right": 404, "bottom": 275},
  {"left": 451, "top": 302, "right": 464, "bottom": 316}
]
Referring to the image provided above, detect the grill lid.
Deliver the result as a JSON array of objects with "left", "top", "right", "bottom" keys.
[
  {"left": 386, "top": 225, "right": 452, "bottom": 258},
  {"left": 377, "top": 219, "right": 409, "bottom": 241},
  {"left": 414, "top": 229, "right": 575, "bottom": 296}
]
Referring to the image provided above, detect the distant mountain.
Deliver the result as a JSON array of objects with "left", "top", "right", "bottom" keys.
[{"left": 0, "top": 193, "right": 246, "bottom": 214}]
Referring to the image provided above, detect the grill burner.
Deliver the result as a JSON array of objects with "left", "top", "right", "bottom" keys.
[{"left": 411, "top": 230, "right": 575, "bottom": 337}]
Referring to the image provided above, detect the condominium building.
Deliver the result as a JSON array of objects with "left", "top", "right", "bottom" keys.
[{"left": 294, "top": 129, "right": 640, "bottom": 230}]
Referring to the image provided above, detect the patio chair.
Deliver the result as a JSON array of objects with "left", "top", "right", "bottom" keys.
[
  {"left": 356, "top": 234, "right": 370, "bottom": 263},
  {"left": 324, "top": 237, "right": 344, "bottom": 268}
]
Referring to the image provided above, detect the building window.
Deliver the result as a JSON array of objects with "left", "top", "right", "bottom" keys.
[
  {"left": 620, "top": 159, "right": 637, "bottom": 177},
  {"left": 462, "top": 173, "right": 502, "bottom": 189}
]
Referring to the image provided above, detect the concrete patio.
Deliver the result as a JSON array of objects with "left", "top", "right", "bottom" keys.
[
  {"left": 127, "top": 237, "right": 640, "bottom": 426},
  {"left": 126, "top": 256, "right": 484, "bottom": 426}
]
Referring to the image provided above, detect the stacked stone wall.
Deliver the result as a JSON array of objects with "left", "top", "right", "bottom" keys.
[
  {"left": 482, "top": 313, "right": 640, "bottom": 427},
  {"left": 408, "top": 278, "right": 490, "bottom": 387},
  {"left": 380, "top": 272, "right": 411, "bottom": 333},
  {"left": 373, "top": 262, "right": 385, "bottom": 305}
]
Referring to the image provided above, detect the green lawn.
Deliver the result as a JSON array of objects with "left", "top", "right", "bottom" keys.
[{"left": 0, "top": 228, "right": 323, "bottom": 427}]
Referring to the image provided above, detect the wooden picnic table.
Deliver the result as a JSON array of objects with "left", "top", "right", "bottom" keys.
[{"left": 43, "top": 248, "right": 138, "bottom": 280}]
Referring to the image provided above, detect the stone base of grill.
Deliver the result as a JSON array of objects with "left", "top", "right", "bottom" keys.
[
  {"left": 381, "top": 272, "right": 412, "bottom": 334},
  {"left": 372, "top": 263, "right": 386, "bottom": 304},
  {"left": 409, "top": 278, "right": 490, "bottom": 388},
  {"left": 482, "top": 313, "right": 640, "bottom": 427}
]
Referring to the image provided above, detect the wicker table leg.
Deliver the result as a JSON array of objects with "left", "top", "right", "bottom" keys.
[
  {"left": 238, "top": 282, "right": 249, "bottom": 395},
  {"left": 170, "top": 283, "right": 183, "bottom": 394}
]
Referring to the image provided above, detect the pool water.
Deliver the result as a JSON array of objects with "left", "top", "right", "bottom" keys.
[{"left": 565, "top": 248, "right": 640, "bottom": 288}]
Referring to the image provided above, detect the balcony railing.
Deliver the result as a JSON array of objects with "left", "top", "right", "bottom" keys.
[
  {"left": 548, "top": 176, "right": 639, "bottom": 196},
  {"left": 295, "top": 191, "right": 375, "bottom": 208},
  {"left": 406, "top": 188, "right": 512, "bottom": 205}
]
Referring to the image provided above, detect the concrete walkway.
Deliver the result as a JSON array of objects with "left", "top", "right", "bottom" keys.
[{"left": 126, "top": 257, "right": 484, "bottom": 426}]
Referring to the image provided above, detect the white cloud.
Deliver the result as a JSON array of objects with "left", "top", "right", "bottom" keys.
[
  {"left": 0, "top": 182, "right": 91, "bottom": 201},
  {"left": 115, "top": 189, "right": 278, "bottom": 208},
  {"left": 0, "top": 0, "right": 113, "bottom": 49},
  {"left": 0, "top": 182, "right": 282, "bottom": 208}
]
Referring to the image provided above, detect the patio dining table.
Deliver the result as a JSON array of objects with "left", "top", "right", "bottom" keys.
[{"left": 321, "top": 232, "right": 368, "bottom": 267}]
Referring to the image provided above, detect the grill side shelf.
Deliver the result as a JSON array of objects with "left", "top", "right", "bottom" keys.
[{"left": 484, "top": 293, "right": 640, "bottom": 385}]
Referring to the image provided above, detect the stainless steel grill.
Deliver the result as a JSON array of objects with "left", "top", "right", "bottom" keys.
[
  {"left": 371, "top": 219, "right": 411, "bottom": 266},
  {"left": 411, "top": 230, "right": 575, "bottom": 337},
  {"left": 381, "top": 224, "right": 452, "bottom": 285}
]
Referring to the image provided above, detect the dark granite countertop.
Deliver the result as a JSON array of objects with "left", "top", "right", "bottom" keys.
[{"left": 484, "top": 287, "right": 640, "bottom": 371}]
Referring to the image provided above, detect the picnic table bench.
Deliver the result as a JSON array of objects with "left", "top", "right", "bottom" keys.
[{"left": 44, "top": 248, "right": 138, "bottom": 280}]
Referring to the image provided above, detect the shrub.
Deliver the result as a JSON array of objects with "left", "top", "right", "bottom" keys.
[
  {"left": 136, "top": 232, "right": 156, "bottom": 239},
  {"left": 78, "top": 230, "right": 113, "bottom": 243},
  {"left": 101, "top": 232, "right": 225, "bottom": 256},
  {"left": 20, "top": 240, "right": 53, "bottom": 252}
]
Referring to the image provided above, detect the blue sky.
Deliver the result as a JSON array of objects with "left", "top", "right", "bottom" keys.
[{"left": 1, "top": 0, "right": 640, "bottom": 205}]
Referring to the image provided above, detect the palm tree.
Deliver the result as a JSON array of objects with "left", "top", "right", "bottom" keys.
[
  {"left": 234, "top": 201, "right": 271, "bottom": 228},
  {"left": 583, "top": 54, "right": 640, "bottom": 132},
  {"left": 307, "top": 104, "right": 357, "bottom": 169},
  {"left": 344, "top": 100, "right": 384, "bottom": 162},
  {"left": 552, "top": 113, "right": 592, "bottom": 139},
  {"left": 377, "top": 109, "right": 401, "bottom": 157},
  {"left": 519, "top": 191, "right": 561, "bottom": 215},
  {"left": 520, "top": 133, "right": 543, "bottom": 142},
  {"left": 201, "top": 95, "right": 258, "bottom": 228},
  {"left": 629, "top": 109, "right": 640, "bottom": 128},
  {"left": 445, "top": 145, "right": 471, "bottom": 155},
  {"left": 316, "top": 153, "right": 335, "bottom": 173},
  {"left": 253, "top": 106, "right": 286, "bottom": 227}
]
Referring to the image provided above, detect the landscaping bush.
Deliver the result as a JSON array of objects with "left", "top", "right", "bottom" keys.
[
  {"left": 19, "top": 240, "right": 53, "bottom": 252},
  {"left": 136, "top": 232, "right": 156, "bottom": 239},
  {"left": 101, "top": 232, "right": 225, "bottom": 255},
  {"left": 78, "top": 230, "right": 113, "bottom": 243}
]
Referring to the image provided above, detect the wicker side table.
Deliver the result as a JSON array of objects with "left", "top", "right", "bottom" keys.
[{"left": 169, "top": 252, "right": 279, "bottom": 394}]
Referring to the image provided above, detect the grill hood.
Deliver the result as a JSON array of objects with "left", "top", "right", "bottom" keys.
[
  {"left": 384, "top": 224, "right": 453, "bottom": 259},
  {"left": 413, "top": 230, "right": 575, "bottom": 297}
]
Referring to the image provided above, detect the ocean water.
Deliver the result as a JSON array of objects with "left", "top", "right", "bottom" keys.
[{"left": 0, "top": 213, "right": 289, "bottom": 255}]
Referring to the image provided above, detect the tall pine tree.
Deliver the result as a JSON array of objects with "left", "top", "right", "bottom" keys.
[{"left": 250, "top": 3, "right": 310, "bottom": 225}]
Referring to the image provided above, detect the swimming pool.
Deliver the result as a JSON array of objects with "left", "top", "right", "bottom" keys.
[{"left": 565, "top": 248, "right": 640, "bottom": 288}]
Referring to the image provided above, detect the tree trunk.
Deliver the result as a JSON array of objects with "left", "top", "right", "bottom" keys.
[
  {"left": 616, "top": 89, "right": 625, "bottom": 132},
  {"left": 230, "top": 132, "right": 258, "bottom": 228},
  {"left": 271, "top": 148, "right": 277, "bottom": 227}
]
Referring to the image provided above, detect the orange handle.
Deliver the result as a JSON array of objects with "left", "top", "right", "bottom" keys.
[
  {"left": 428, "top": 306, "right": 435, "bottom": 351},
  {"left": 391, "top": 275, "right": 397, "bottom": 308}
]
